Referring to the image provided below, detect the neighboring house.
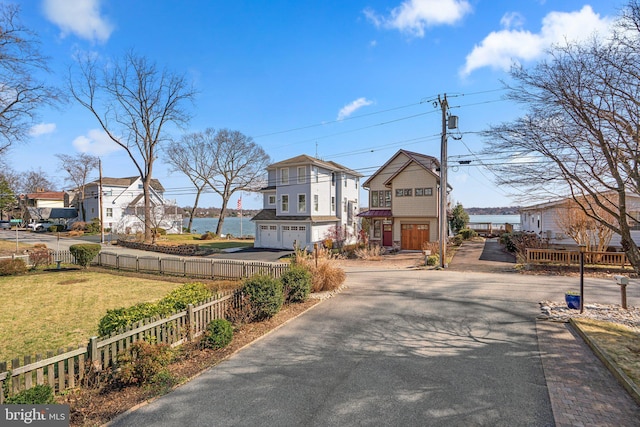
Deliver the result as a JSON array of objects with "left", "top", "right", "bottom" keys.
[
  {"left": 73, "top": 177, "right": 182, "bottom": 234},
  {"left": 252, "top": 155, "right": 362, "bottom": 250},
  {"left": 21, "top": 190, "right": 77, "bottom": 226},
  {"left": 359, "top": 149, "right": 450, "bottom": 250},
  {"left": 520, "top": 194, "right": 640, "bottom": 248}
]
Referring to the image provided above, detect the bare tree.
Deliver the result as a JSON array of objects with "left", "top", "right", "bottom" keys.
[
  {"left": 20, "top": 167, "right": 55, "bottom": 194},
  {"left": 554, "top": 199, "right": 615, "bottom": 252},
  {"left": 56, "top": 153, "right": 100, "bottom": 221},
  {"left": 0, "top": 4, "right": 60, "bottom": 156},
  {"left": 69, "top": 51, "right": 196, "bottom": 242},
  {"left": 482, "top": 1, "right": 640, "bottom": 272},
  {"left": 206, "top": 129, "right": 269, "bottom": 236},
  {"left": 164, "top": 129, "right": 218, "bottom": 232}
]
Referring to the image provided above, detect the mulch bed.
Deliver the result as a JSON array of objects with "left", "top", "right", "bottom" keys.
[{"left": 58, "top": 299, "right": 319, "bottom": 427}]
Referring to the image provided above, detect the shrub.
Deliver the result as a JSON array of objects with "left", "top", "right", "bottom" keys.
[
  {"left": 152, "top": 227, "right": 167, "bottom": 236},
  {"left": 71, "top": 221, "right": 86, "bottom": 231},
  {"left": 451, "top": 234, "right": 463, "bottom": 246},
  {"left": 157, "top": 282, "right": 212, "bottom": 315},
  {"left": 200, "top": 231, "right": 216, "bottom": 240},
  {"left": 49, "top": 224, "right": 65, "bottom": 232},
  {"left": 225, "top": 291, "right": 257, "bottom": 326},
  {"left": 0, "top": 258, "right": 27, "bottom": 276},
  {"left": 28, "top": 245, "right": 51, "bottom": 269},
  {"left": 426, "top": 255, "right": 439, "bottom": 266},
  {"left": 280, "top": 266, "right": 312, "bottom": 302},
  {"left": 459, "top": 228, "right": 477, "bottom": 240},
  {"left": 116, "top": 341, "right": 174, "bottom": 386},
  {"left": 241, "top": 275, "right": 284, "bottom": 320},
  {"left": 5, "top": 384, "right": 55, "bottom": 404},
  {"left": 203, "top": 319, "right": 233, "bottom": 349},
  {"left": 85, "top": 218, "right": 102, "bottom": 233},
  {"left": 500, "top": 231, "right": 548, "bottom": 262},
  {"left": 69, "top": 243, "right": 101, "bottom": 268},
  {"left": 98, "top": 302, "right": 160, "bottom": 337}
]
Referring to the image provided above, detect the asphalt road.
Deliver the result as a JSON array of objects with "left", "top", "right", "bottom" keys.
[{"left": 109, "top": 269, "right": 638, "bottom": 426}]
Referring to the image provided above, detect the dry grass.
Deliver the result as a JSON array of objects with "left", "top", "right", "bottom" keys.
[
  {"left": 292, "top": 248, "right": 346, "bottom": 292},
  {"left": 0, "top": 270, "right": 186, "bottom": 363},
  {"left": 0, "top": 239, "right": 31, "bottom": 256},
  {"left": 354, "top": 245, "right": 385, "bottom": 260},
  {"left": 573, "top": 318, "right": 640, "bottom": 387}
]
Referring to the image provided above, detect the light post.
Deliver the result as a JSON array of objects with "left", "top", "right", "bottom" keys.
[{"left": 579, "top": 244, "right": 586, "bottom": 313}]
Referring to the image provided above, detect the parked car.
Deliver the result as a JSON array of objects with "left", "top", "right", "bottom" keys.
[
  {"left": 27, "top": 221, "right": 55, "bottom": 232},
  {"left": 0, "top": 220, "right": 10, "bottom": 229}
]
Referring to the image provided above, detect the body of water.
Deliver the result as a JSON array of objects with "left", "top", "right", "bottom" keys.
[
  {"left": 186, "top": 216, "right": 256, "bottom": 237},
  {"left": 185, "top": 214, "right": 520, "bottom": 237},
  {"left": 468, "top": 214, "right": 521, "bottom": 225}
]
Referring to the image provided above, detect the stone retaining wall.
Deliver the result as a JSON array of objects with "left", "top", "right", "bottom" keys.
[{"left": 117, "top": 240, "right": 198, "bottom": 256}]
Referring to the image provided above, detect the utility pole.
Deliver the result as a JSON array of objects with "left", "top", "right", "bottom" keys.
[
  {"left": 439, "top": 94, "right": 448, "bottom": 269},
  {"left": 99, "top": 158, "right": 104, "bottom": 244}
]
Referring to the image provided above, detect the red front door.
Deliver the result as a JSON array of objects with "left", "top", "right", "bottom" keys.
[{"left": 383, "top": 223, "right": 392, "bottom": 246}]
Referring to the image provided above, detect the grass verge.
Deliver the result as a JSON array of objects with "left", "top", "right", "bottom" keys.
[{"left": 572, "top": 318, "right": 640, "bottom": 391}]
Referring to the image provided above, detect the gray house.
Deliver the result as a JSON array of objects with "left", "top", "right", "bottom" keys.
[{"left": 252, "top": 155, "right": 362, "bottom": 250}]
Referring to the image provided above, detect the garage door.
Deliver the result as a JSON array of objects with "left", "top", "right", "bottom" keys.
[
  {"left": 258, "top": 225, "right": 278, "bottom": 248},
  {"left": 401, "top": 224, "right": 430, "bottom": 250},
  {"left": 282, "top": 225, "right": 307, "bottom": 250}
]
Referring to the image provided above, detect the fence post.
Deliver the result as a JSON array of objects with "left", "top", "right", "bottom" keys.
[
  {"left": 187, "top": 304, "right": 195, "bottom": 341},
  {"left": 87, "top": 336, "right": 101, "bottom": 371}
]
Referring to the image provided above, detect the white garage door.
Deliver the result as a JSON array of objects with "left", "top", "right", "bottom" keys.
[
  {"left": 282, "top": 225, "right": 307, "bottom": 250},
  {"left": 259, "top": 225, "right": 278, "bottom": 248}
]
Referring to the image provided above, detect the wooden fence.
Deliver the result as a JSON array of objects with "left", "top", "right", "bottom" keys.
[
  {"left": 0, "top": 291, "right": 241, "bottom": 402},
  {"left": 95, "top": 251, "right": 290, "bottom": 279},
  {"left": 2, "top": 250, "right": 289, "bottom": 280},
  {"left": 526, "top": 248, "right": 630, "bottom": 268}
]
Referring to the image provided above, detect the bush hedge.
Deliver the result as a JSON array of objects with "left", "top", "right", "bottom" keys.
[
  {"left": 98, "top": 282, "right": 212, "bottom": 336},
  {"left": 69, "top": 243, "right": 101, "bottom": 268},
  {"left": 280, "top": 266, "right": 312, "bottom": 302},
  {"left": 458, "top": 228, "right": 477, "bottom": 240},
  {"left": 241, "top": 275, "right": 284, "bottom": 320},
  {"left": 5, "top": 384, "right": 55, "bottom": 404},
  {"left": 203, "top": 319, "right": 233, "bottom": 349},
  {"left": 0, "top": 258, "right": 27, "bottom": 276}
]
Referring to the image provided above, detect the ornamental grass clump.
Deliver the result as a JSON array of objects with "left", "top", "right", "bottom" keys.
[{"left": 292, "top": 247, "right": 346, "bottom": 292}]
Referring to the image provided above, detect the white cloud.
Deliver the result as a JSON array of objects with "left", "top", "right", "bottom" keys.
[
  {"left": 461, "top": 6, "right": 613, "bottom": 77},
  {"left": 43, "top": 0, "right": 114, "bottom": 43},
  {"left": 29, "top": 123, "right": 56, "bottom": 137},
  {"left": 72, "top": 129, "right": 121, "bottom": 156},
  {"left": 337, "top": 98, "right": 374, "bottom": 120},
  {"left": 365, "top": 0, "right": 472, "bottom": 37},
  {"left": 500, "top": 12, "right": 524, "bottom": 29}
]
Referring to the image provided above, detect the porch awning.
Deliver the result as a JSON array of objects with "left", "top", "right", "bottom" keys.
[{"left": 357, "top": 210, "right": 392, "bottom": 218}]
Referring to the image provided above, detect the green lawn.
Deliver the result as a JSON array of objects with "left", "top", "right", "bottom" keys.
[
  {"left": 0, "top": 271, "right": 184, "bottom": 363},
  {"left": 162, "top": 233, "right": 254, "bottom": 250}
]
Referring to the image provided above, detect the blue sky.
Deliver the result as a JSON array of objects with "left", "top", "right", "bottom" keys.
[{"left": 12, "top": 0, "right": 620, "bottom": 210}]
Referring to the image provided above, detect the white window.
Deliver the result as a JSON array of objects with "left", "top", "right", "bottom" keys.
[
  {"left": 331, "top": 172, "right": 335, "bottom": 186},
  {"left": 106, "top": 208, "right": 113, "bottom": 218},
  {"left": 268, "top": 195, "right": 276, "bottom": 205},
  {"left": 280, "top": 168, "right": 289, "bottom": 185},
  {"left": 343, "top": 197, "right": 347, "bottom": 213},
  {"left": 298, "top": 194, "right": 306, "bottom": 212},
  {"left": 331, "top": 196, "right": 335, "bottom": 212},
  {"left": 313, "top": 194, "right": 318, "bottom": 212},
  {"left": 344, "top": 174, "right": 348, "bottom": 187},
  {"left": 297, "top": 166, "right": 306, "bottom": 184},
  {"left": 269, "top": 225, "right": 277, "bottom": 230},
  {"left": 282, "top": 195, "right": 289, "bottom": 212},
  {"left": 313, "top": 167, "right": 319, "bottom": 183}
]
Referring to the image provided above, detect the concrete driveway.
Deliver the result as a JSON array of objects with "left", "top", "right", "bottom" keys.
[{"left": 109, "top": 268, "right": 640, "bottom": 426}]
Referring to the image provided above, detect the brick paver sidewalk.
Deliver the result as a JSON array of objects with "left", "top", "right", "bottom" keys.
[{"left": 537, "top": 320, "right": 640, "bottom": 426}]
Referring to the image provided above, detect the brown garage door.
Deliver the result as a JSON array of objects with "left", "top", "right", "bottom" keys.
[{"left": 401, "top": 224, "right": 430, "bottom": 250}]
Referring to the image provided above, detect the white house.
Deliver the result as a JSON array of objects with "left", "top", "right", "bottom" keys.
[
  {"left": 252, "top": 155, "right": 362, "bottom": 250},
  {"left": 76, "top": 177, "right": 182, "bottom": 234},
  {"left": 520, "top": 194, "right": 640, "bottom": 248}
]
